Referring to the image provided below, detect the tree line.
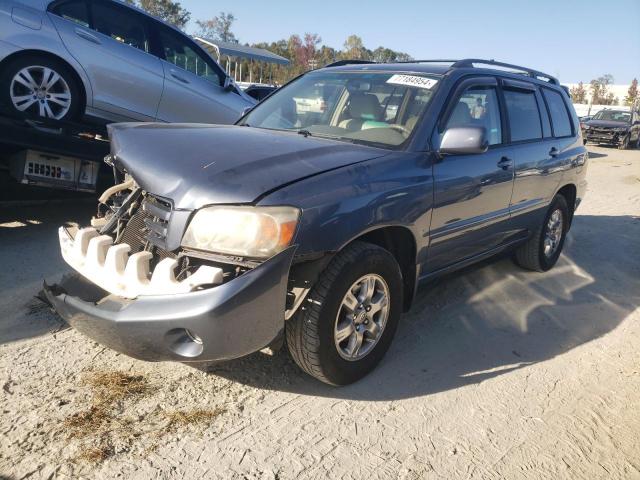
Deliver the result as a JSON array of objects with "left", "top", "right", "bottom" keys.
[
  {"left": 570, "top": 75, "right": 638, "bottom": 107},
  {"left": 122, "top": 0, "right": 412, "bottom": 84}
]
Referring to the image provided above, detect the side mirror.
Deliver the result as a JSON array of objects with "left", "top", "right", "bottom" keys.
[
  {"left": 439, "top": 127, "right": 489, "bottom": 155},
  {"left": 223, "top": 76, "right": 235, "bottom": 92}
]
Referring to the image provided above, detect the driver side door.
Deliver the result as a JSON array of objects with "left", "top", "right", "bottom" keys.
[{"left": 426, "top": 77, "right": 516, "bottom": 272}]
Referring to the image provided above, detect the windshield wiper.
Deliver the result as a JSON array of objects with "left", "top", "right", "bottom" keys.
[{"left": 297, "top": 129, "right": 313, "bottom": 137}]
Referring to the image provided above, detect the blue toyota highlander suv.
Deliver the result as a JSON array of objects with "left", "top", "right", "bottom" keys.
[{"left": 45, "top": 59, "right": 588, "bottom": 385}]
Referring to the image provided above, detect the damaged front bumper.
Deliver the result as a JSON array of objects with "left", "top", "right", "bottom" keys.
[{"left": 44, "top": 246, "right": 296, "bottom": 362}]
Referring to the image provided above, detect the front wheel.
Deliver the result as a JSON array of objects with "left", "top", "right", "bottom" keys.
[
  {"left": 514, "top": 194, "right": 569, "bottom": 272},
  {"left": 286, "top": 241, "right": 403, "bottom": 385},
  {"left": 619, "top": 135, "right": 630, "bottom": 150}
]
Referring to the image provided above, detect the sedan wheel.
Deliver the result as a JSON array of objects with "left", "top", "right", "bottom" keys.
[{"left": 10, "top": 66, "right": 72, "bottom": 120}]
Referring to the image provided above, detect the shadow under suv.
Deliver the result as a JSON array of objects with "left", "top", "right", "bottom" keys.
[
  {"left": 0, "top": 0, "right": 254, "bottom": 123},
  {"left": 44, "top": 59, "right": 588, "bottom": 385}
]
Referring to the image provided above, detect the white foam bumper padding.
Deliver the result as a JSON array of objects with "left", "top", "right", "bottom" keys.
[{"left": 59, "top": 227, "right": 224, "bottom": 299}]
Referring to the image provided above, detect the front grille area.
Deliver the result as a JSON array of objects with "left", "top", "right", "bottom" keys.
[{"left": 118, "top": 194, "right": 176, "bottom": 263}]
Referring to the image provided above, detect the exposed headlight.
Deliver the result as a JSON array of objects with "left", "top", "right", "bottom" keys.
[{"left": 181, "top": 206, "right": 300, "bottom": 259}]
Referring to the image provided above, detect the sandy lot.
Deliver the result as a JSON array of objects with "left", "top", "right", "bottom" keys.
[{"left": 1, "top": 146, "right": 639, "bottom": 480}]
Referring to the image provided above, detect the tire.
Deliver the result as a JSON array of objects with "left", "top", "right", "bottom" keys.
[
  {"left": 514, "top": 194, "right": 569, "bottom": 272},
  {"left": 286, "top": 241, "right": 403, "bottom": 385},
  {"left": 619, "top": 135, "right": 630, "bottom": 150},
  {"left": 0, "top": 55, "right": 82, "bottom": 121}
]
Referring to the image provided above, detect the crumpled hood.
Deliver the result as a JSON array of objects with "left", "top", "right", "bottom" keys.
[
  {"left": 108, "top": 123, "right": 388, "bottom": 210},
  {"left": 585, "top": 120, "right": 629, "bottom": 129}
]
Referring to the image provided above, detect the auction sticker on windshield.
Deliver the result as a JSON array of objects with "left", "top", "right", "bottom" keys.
[{"left": 387, "top": 74, "right": 438, "bottom": 89}]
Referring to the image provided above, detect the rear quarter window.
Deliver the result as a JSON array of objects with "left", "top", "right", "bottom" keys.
[{"left": 543, "top": 89, "right": 573, "bottom": 137}]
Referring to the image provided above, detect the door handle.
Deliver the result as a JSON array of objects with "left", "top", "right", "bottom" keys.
[
  {"left": 74, "top": 28, "right": 101, "bottom": 44},
  {"left": 170, "top": 69, "right": 189, "bottom": 84},
  {"left": 549, "top": 147, "right": 559, "bottom": 157},
  {"left": 497, "top": 157, "right": 513, "bottom": 170}
]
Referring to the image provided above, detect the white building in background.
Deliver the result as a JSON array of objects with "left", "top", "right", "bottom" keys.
[
  {"left": 563, "top": 83, "right": 632, "bottom": 105},
  {"left": 562, "top": 83, "right": 634, "bottom": 117}
]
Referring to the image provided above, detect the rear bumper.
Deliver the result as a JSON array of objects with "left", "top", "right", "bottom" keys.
[{"left": 44, "top": 246, "right": 296, "bottom": 362}]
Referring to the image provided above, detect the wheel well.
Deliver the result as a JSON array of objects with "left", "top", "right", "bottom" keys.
[
  {"left": 557, "top": 184, "right": 577, "bottom": 226},
  {"left": 355, "top": 226, "right": 417, "bottom": 312},
  {"left": 0, "top": 49, "right": 87, "bottom": 113}
]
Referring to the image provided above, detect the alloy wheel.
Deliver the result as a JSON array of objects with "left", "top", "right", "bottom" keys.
[
  {"left": 543, "top": 209, "right": 563, "bottom": 258},
  {"left": 334, "top": 274, "right": 390, "bottom": 361},
  {"left": 10, "top": 66, "right": 71, "bottom": 120}
]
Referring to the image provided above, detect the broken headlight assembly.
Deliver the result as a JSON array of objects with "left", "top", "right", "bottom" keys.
[{"left": 181, "top": 206, "right": 300, "bottom": 259}]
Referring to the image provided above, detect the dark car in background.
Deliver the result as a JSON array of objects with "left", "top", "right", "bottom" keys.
[
  {"left": 45, "top": 59, "right": 588, "bottom": 385},
  {"left": 581, "top": 109, "right": 640, "bottom": 149}
]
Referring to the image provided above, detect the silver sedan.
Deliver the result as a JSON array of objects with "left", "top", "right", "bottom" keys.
[{"left": 0, "top": 0, "right": 254, "bottom": 123}]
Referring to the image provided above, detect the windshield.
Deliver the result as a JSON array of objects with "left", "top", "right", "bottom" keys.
[
  {"left": 240, "top": 70, "right": 440, "bottom": 148},
  {"left": 592, "top": 110, "right": 631, "bottom": 123}
]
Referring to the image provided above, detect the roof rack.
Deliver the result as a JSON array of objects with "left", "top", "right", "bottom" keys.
[
  {"left": 450, "top": 59, "right": 558, "bottom": 85},
  {"left": 324, "top": 59, "right": 376, "bottom": 68},
  {"left": 323, "top": 58, "right": 559, "bottom": 86}
]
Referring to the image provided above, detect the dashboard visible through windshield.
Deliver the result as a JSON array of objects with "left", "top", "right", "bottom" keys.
[{"left": 240, "top": 71, "right": 441, "bottom": 148}]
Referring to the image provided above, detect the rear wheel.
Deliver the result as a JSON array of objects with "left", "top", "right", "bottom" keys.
[
  {"left": 286, "top": 241, "right": 403, "bottom": 385},
  {"left": 514, "top": 194, "right": 569, "bottom": 272},
  {"left": 0, "top": 56, "right": 81, "bottom": 121}
]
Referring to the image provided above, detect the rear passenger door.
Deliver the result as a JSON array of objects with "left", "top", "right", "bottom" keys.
[
  {"left": 427, "top": 77, "right": 515, "bottom": 271},
  {"left": 506, "top": 81, "right": 573, "bottom": 230},
  {"left": 48, "top": 0, "right": 164, "bottom": 120}
]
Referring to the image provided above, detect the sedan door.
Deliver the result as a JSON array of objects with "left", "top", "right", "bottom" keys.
[
  {"left": 48, "top": 0, "right": 164, "bottom": 121},
  {"left": 153, "top": 25, "right": 252, "bottom": 124},
  {"left": 427, "top": 77, "right": 515, "bottom": 272}
]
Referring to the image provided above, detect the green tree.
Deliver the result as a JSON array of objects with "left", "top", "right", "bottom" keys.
[
  {"left": 195, "top": 12, "right": 238, "bottom": 43},
  {"left": 138, "top": 0, "right": 190, "bottom": 29},
  {"left": 590, "top": 74, "right": 614, "bottom": 104},
  {"left": 570, "top": 82, "right": 587, "bottom": 103},
  {"left": 343, "top": 35, "right": 367, "bottom": 60},
  {"left": 624, "top": 78, "right": 638, "bottom": 107}
]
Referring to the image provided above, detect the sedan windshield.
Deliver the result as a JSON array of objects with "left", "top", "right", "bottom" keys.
[
  {"left": 592, "top": 110, "right": 631, "bottom": 123},
  {"left": 240, "top": 70, "right": 440, "bottom": 148}
]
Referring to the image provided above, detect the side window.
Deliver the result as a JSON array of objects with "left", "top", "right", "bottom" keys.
[
  {"left": 91, "top": 1, "right": 149, "bottom": 52},
  {"left": 157, "top": 28, "right": 221, "bottom": 85},
  {"left": 50, "top": 0, "right": 90, "bottom": 28},
  {"left": 445, "top": 85, "right": 502, "bottom": 145},
  {"left": 543, "top": 89, "right": 573, "bottom": 137},
  {"left": 503, "top": 89, "right": 542, "bottom": 142}
]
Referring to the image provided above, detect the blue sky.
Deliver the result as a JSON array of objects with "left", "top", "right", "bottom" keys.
[{"left": 180, "top": 0, "right": 640, "bottom": 84}]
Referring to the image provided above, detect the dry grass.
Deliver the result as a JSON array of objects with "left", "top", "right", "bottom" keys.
[
  {"left": 75, "top": 443, "right": 114, "bottom": 463},
  {"left": 162, "top": 407, "right": 226, "bottom": 433},
  {"left": 84, "top": 371, "right": 151, "bottom": 405},
  {"left": 61, "top": 370, "right": 226, "bottom": 465}
]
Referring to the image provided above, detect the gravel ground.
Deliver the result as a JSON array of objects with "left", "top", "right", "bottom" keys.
[{"left": 0, "top": 146, "right": 639, "bottom": 480}]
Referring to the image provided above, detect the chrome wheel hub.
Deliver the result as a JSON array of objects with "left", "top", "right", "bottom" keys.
[
  {"left": 334, "top": 274, "right": 390, "bottom": 361},
  {"left": 543, "top": 208, "right": 563, "bottom": 257},
  {"left": 10, "top": 66, "right": 71, "bottom": 120}
]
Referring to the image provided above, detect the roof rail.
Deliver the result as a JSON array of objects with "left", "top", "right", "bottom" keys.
[
  {"left": 451, "top": 59, "right": 559, "bottom": 85},
  {"left": 324, "top": 59, "right": 376, "bottom": 68}
]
